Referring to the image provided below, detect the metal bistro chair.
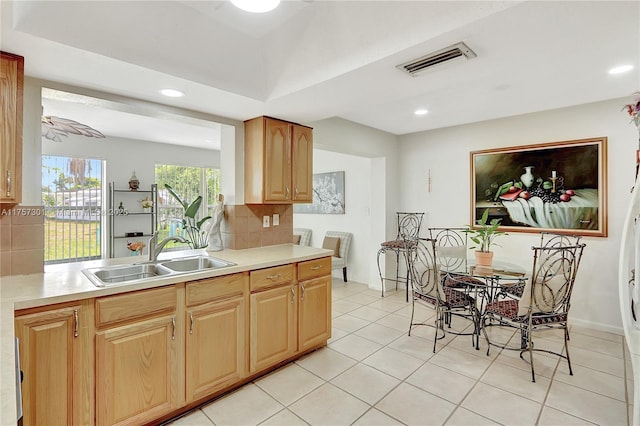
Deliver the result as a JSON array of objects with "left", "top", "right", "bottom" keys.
[
  {"left": 483, "top": 241, "right": 586, "bottom": 382},
  {"left": 430, "top": 227, "right": 486, "bottom": 348},
  {"left": 407, "top": 238, "right": 478, "bottom": 353},
  {"left": 377, "top": 212, "right": 424, "bottom": 299}
]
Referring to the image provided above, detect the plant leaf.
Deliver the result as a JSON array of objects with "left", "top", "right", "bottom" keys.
[
  {"left": 184, "top": 196, "right": 203, "bottom": 218},
  {"left": 165, "top": 184, "right": 188, "bottom": 210}
]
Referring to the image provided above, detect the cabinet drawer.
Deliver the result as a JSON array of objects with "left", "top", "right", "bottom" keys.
[
  {"left": 186, "top": 272, "right": 247, "bottom": 307},
  {"left": 96, "top": 286, "right": 177, "bottom": 328},
  {"left": 298, "top": 257, "right": 331, "bottom": 281},
  {"left": 250, "top": 264, "right": 294, "bottom": 292}
]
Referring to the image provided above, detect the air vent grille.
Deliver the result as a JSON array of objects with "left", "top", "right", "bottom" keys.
[{"left": 397, "top": 42, "right": 477, "bottom": 76}]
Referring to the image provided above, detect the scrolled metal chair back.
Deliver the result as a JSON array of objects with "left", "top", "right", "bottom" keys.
[
  {"left": 539, "top": 231, "right": 582, "bottom": 250},
  {"left": 429, "top": 227, "right": 468, "bottom": 271},
  {"left": 406, "top": 238, "right": 442, "bottom": 300},
  {"left": 397, "top": 212, "right": 424, "bottom": 241},
  {"left": 523, "top": 243, "right": 586, "bottom": 318}
]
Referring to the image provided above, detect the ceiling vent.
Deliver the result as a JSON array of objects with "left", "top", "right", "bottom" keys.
[{"left": 396, "top": 42, "right": 477, "bottom": 76}]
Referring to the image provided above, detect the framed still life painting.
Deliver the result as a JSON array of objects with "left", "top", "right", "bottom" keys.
[{"left": 470, "top": 137, "right": 608, "bottom": 237}]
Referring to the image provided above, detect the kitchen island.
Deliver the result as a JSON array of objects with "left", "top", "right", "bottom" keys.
[{"left": 0, "top": 244, "right": 333, "bottom": 425}]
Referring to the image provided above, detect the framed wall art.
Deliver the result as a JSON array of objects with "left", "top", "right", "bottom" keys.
[
  {"left": 470, "top": 137, "right": 608, "bottom": 237},
  {"left": 294, "top": 171, "right": 345, "bottom": 214}
]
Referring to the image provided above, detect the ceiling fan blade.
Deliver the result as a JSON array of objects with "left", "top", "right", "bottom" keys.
[{"left": 41, "top": 115, "right": 106, "bottom": 140}]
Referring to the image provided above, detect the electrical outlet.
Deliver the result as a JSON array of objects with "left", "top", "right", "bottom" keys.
[
  {"left": 263, "top": 215, "right": 270, "bottom": 228},
  {"left": 272, "top": 214, "right": 279, "bottom": 226}
]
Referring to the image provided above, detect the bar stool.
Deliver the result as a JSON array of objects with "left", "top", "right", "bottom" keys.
[{"left": 377, "top": 212, "right": 424, "bottom": 299}]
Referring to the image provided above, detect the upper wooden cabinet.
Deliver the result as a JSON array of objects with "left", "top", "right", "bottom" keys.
[
  {"left": 0, "top": 51, "right": 24, "bottom": 205},
  {"left": 244, "top": 116, "right": 313, "bottom": 204}
]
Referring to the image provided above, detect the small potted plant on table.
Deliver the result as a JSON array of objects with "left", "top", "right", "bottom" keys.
[{"left": 464, "top": 208, "right": 506, "bottom": 267}]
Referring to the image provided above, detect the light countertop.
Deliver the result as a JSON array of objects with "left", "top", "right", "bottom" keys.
[{"left": 0, "top": 244, "right": 333, "bottom": 424}]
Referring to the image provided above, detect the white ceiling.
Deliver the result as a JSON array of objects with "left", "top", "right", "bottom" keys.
[{"left": 1, "top": 0, "right": 639, "bottom": 147}]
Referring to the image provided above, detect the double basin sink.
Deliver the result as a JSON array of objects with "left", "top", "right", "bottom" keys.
[{"left": 82, "top": 255, "right": 235, "bottom": 287}]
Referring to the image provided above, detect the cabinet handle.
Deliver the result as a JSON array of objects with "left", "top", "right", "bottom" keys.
[
  {"left": 73, "top": 309, "right": 79, "bottom": 338},
  {"left": 290, "top": 287, "right": 295, "bottom": 304},
  {"left": 294, "top": 186, "right": 299, "bottom": 200},
  {"left": 6, "top": 171, "right": 11, "bottom": 197},
  {"left": 300, "top": 283, "right": 305, "bottom": 301},
  {"left": 267, "top": 273, "right": 282, "bottom": 280},
  {"left": 189, "top": 312, "right": 194, "bottom": 334},
  {"left": 310, "top": 265, "right": 322, "bottom": 270},
  {"left": 285, "top": 187, "right": 290, "bottom": 200},
  {"left": 171, "top": 316, "right": 176, "bottom": 340}
]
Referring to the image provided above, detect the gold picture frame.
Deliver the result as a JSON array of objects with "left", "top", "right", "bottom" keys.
[{"left": 470, "top": 137, "right": 608, "bottom": 237}]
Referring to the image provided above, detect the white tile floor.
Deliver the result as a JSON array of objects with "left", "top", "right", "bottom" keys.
[{"left": 167, "top": 279, "right": 635, "bottom": 426}]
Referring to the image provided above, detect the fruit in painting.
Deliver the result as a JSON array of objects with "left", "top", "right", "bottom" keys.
[
  {"left": 519, "top": 191, "right": 531, "bottom": 200},
  {"left": 559, "top": 194, "right": 571, "bottom": 202},
  {"left": 565, "top": 189, "right": 575, "bottom": 196}
]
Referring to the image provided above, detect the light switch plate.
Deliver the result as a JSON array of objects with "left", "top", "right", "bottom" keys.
[
  {"left": 272, "top": 214, "right": 279, "bottom": 226},
  {"left": 263, "top": 215, "right": 270, "bottom": 228}
]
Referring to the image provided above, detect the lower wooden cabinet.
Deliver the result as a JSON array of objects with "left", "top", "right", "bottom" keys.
[
  {"left": 14, "top": 300, "right": 94, "bottom": 426},
  {"left": 185, "top": 273, "right": 248, "bottom": 402},
  {"left": 95, "top": 286, "right": 181, "bottom": 426},
  {"left": 14, "top": 257, "right": 332, "bottom": 425},
  {"left": 250, "top": 283, "right": 298, "bottom": 372},
  {"left": 298, "top": 257, "right": 332, "bottom": 351},
  {"left": 299, "top": 275, "right": 332, "bottom": 351}
]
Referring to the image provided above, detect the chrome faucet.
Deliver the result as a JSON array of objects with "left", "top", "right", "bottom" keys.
[{"left": 148, "top": 232, "right": 188, "bottom": 262}]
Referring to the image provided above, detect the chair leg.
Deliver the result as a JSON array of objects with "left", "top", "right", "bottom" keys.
[
  {"left": 342, "top": 267, "right": 347, "bottom": 283},
  {"left": 408, "top": 298, "right": 416, "bottom": 336},
  {"left": 528, "top": 329, "right": 536, "bottom": 383},
  {"left": 377, "top": 249, "right": 385, "bottom": 297},
  {"left": 564, "top": 327, "right": 573, "bottom": 376}
]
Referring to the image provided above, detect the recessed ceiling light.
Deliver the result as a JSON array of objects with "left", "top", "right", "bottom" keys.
[
  {"left": 414, "top": 109, "right": 429, "bottom": 116},
  {"left": 231, "top": 0, "right": 280, "bottom": 13},
  {"left": 609, "top": 65, "right": 634, "bottom": 75},
  {"left": 160, "top": 89, "right": 184, "bottom": 98}
]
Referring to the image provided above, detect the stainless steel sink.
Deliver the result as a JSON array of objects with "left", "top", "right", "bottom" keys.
[
  {"left": 159, "top": 256, "right": 235, "bottom": 272},
  {"left": 82, "top": 256, "right": 235, "bottom": 287},
  {"left": 83, "top": 263, "right": 173, "bottom": 287}
]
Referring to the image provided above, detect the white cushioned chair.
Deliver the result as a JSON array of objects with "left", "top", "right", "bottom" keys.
[
  {"left": 323, "top": 231, "right": 353, "bottom": 282},
  {"left": 293, "top": 228, "right": 312, "bottom": 246}
]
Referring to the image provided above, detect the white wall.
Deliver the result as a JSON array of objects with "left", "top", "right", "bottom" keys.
[
  {"left": 293, "top": 150, "right": 371, "bottom": 283},
  {"left": 398, "top": 97, "right": 638, "bottom": 334},
  {"left": 307, "top": 117, "right": 399, "bottom": 286}
]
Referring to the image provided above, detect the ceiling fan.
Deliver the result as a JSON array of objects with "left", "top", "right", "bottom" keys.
[{"left": 41, "top": 115, "right": 105, "bottom": 142}]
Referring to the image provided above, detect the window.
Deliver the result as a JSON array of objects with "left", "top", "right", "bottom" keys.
[
  {"left": 42, "top": 156, "right": 103, "bottom": 264},
  {"left": 155, "top": 165, "right": 221, "bottom": 249}
]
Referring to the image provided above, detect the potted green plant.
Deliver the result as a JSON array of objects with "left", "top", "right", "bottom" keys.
[
  {"left": 164, "top": 184, "right": 211, "bottom": 249},
  {"left": 464, "top": 208, "right": 507, "bottom": 267}
]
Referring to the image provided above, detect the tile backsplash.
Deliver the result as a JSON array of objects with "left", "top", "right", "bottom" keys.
[
  {"left": 222, "top": 204, "right": 293, "bottom": 249},
  {"left": 0, "top": 205, "right": 45, "bottom": 276},
  {"left": 0, "top": 203, "right": 293, "bottom": 276}
]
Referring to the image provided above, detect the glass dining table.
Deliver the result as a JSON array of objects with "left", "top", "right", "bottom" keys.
[{"left": 437, "top": 255, "right": 529, "bottom": 350}]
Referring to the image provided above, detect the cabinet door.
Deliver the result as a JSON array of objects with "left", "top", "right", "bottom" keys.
[
  {"left": 299, "top": 276, "right": 332, "bottom": 351},
  {"left": 264, "top": 118, "right": 292, "bottom": 202},
  {"left": 186, "top": 296, "right": 245, "bottom": 402},
  {"left": 15, "top": 303, "right": 93, "bottom": 426},
  {"left": 0, "top": 52, "right": 24, "bottom": 204},
  {"left": 96, "top": 314, "right": 179, "bottom": 426},
  {"left": 250, "top": 285, "right": 297, "bottom": 372},
  {"left": 291, "top": 125, "right": 313, "bottom": 202}
]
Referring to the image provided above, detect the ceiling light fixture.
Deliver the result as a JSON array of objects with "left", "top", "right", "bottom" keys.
[
  {"left": 414, "top": 109, "right": 429, "bottom": 116},
  {"left": 231, "top": 0, "right": 280, "bottom": 13},
  {"left": 160, "top": 89, "right": 184, "bottom": 98},
  {"left": 609, "top": 65, "right": 634, "bottom": 75}
]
